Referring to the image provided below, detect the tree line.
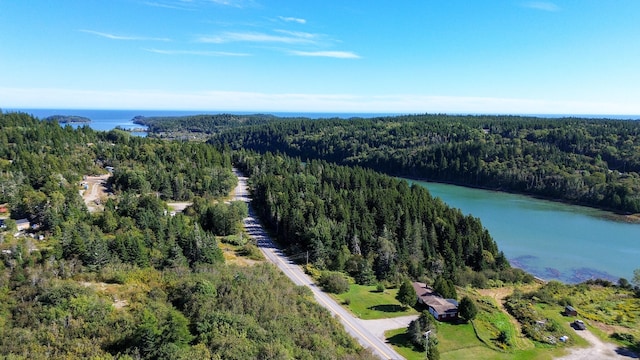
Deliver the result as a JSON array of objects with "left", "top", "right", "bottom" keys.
[
  {"left": 0, "top": 112, "right": 372, "bottom": 359},
  {"left": 134, "top": 113, "right": 279, "bottom": 136},
  {"left": 211, "top": 114, "right": 640, "bottom": 214},
  {"left": 233, "top": 150, "right": 530, "bottom": 287}
]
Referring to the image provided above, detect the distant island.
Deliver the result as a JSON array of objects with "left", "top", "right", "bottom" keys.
[{"left": 44, "top": 115, "right": 91, "bottom": 124}]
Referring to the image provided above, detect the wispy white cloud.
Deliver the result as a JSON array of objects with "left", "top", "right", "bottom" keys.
[
  {"left": 274, "top": 30, "right": 318, "bottom": 40},
  {"left": 144, "top": 48, "right": 251, "bottom": 56},
  {"left": 279, "top": 16, "right": 306, "bottom": 24},
  {"left": 143, "top": 1, "right": 194, "bottom": 10},
  {"left": 522, "top": 1, "right": 560, "bottom": 12},
  {"left": 289, "top": 50, "right": 360, "bottom": 59},
  {"left": 80, "top": 30, "right": 171, "bottom": 42},
  {"left": 144, "top": 0, "right": 250, "bottom": 9},
  {"left": 196, "top": 31, "right": 315, "bottom": 44},
  {"left": 207, "top": 0, "right": 247, "bottom": 7}
]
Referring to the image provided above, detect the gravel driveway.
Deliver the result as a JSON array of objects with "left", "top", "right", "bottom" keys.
[
  {"left": 360, "top": 315, "right": 420, "bottom": 339},
  {"left": 555, "top": 327, "right": 638, "bottom": 360}
]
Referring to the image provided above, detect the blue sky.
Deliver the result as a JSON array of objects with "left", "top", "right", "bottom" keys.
[{"left": 1, "top": 0, "right": 639, "bottom": 114}]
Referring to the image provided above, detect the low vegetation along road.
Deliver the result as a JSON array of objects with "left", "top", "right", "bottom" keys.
[{"left": 233, "top": 169, "right": 405, "bottom": 360}]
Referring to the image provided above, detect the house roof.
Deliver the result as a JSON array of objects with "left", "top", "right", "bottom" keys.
[{"left": 412, "top": 282, "right": 458, "bottom": 315}]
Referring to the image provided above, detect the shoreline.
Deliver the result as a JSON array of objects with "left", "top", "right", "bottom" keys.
[{"left": 398, "top": 175, "right": 640, "bottom": 224}]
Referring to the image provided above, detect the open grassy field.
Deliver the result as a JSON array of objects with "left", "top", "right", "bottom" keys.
[
  {"left": 383, "top": 284, "right": 598, "bottom": 360},
  {"left": 386, "top": 321, "right": 569, "bottom": 360},
  {"left": 332, "top": 284, "right": 418, "bottom": 320},
  {"left": 515, "top": 281, "right": 640, "bottom": 352}
]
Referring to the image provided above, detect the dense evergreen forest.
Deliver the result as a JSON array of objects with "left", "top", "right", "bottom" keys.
[
  {"left": 211, "top": 114, "right": 640, "bottom": 214},
  {"left": 0, "top": 112, "right": 373, "bottom": 359},
  {"left": 234, "top": 151, "right": 530, "bottom": 287},
  {"left": 134, "top": 113, "right": 279, "bottom": 138}
]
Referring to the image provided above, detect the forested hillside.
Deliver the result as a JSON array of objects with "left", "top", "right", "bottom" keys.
[
  {"left": 0, "top": 112, "right": 372, "bottom": 359},
  {"left": 213, "top": 114, "right": 640, "bottom": 214},
  {"left": 133, "top": 113, "right": 279, "bottom": 139},
  {"left": 234, "top": 151, "right": 530, "bottom": 286}
]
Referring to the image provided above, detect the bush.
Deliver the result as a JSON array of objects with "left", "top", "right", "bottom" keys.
[
  {"left": 221, "top": 234, "right": 246, "bottom": 246},
  {"left": 239, "top": 244, "right": 263, "bottom": 260},
  {"left": 304, "top": 264, "right": 322, "bottom": 279},
  {"left": 611, "top": 332, "right": 635, "bottom": 343},
  {"left": 319, "top": 272, "right": 350, "bottom": 294},
  {"left": 558, "top": 297, "right": 573, "bottom": 307},
  {"left": 497, "top": 330, "right": 510, "bottom": 346}
]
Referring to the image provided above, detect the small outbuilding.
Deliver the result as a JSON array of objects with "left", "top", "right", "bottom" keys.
[
  {"left": 564, "top": 305, "right": 578, "bottom": 317},
  {"left": 15, "top": 218, "right": 31, "bottom": 231}
]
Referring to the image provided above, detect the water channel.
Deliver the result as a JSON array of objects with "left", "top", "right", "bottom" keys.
[{"left": 407, "top": 179, "right": 639, "bottom": 283}]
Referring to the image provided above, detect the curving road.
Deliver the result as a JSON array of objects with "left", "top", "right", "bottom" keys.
[{"left": 232, "top": 169, "right": 405, "bottom": 360}]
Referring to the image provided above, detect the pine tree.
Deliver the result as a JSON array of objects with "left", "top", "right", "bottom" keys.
[
  {"left": 458, "top": 296, "right": 478, "bottom": 322},
  {"left": 396, "top": 279, "right": 416, "bottom": 309}
]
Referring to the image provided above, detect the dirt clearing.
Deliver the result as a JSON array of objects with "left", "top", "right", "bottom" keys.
[
  {"left": 555, "top": 327, "right": 638, "bottom": 360},
  {"left": 80, "top": 174, "right": 111, "bottom": 212}
]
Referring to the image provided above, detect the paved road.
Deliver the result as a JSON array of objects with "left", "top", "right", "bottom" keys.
[{"left": 232, "top": 169, "right": 405, "bottom": 360}]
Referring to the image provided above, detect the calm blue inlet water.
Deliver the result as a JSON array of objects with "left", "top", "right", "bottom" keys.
[{"left": 407, "top": 179, "right": 639, "bottom": 284}]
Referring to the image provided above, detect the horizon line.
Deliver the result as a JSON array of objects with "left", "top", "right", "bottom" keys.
[{"left": 5, "top": 107, "right": 640, "bottom": 119}]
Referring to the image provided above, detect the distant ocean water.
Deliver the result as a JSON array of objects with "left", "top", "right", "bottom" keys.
[
  {"left": 7, "top": 108, "right": 640, "bottom": 134},
  {"left": 9, "top": 108, "right": 405, "bottom": 134}
]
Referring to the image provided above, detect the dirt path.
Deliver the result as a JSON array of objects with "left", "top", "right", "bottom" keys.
[
  {"left": 166, "top": 202, "right": 192, "bottom": 213},
  {"left": 555, "top": 328, "right": 638, "bottom": 360}
]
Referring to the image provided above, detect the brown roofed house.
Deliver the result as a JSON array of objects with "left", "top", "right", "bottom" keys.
[{"left": 412, "top": 282, "right": 458, "bottom": 321}]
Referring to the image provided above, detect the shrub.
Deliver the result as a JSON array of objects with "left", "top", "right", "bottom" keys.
[
  {"left": 558, "top": 297, "right": 573, "bottom": 307},
  {"left": 319, "top": 272, "right": 350, "bottom": 294},
  {"left": 497, "top": 330, "right": 510, "bottom": 346},
  {"left": 239, "top": 244, "right": 263, "bottom": 260}
]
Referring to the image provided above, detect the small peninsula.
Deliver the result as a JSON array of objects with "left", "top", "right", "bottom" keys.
[{"left": 44, "top": 114, "right": 91, "bottom": 124}]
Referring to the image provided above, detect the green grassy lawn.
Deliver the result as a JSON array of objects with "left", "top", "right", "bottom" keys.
[
  {"left": 473, "top": 296, "right": 536, "bottom": 352},
  {"left": 386, "top": 322, "right": 512, "bottom": 360},
  {"left": 387, "top": 321, "right": 569, "bottom": 360},
  {"left": 385, "top": 328, "right": 426, "bottom": 360},
  {"left": 331, "top": 284, "right": 418, "bottom": 320}
]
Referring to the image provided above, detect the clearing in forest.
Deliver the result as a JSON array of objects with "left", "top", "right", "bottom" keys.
[{"left": 80, "top": 174, "right": 111, "bottom": 212}]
